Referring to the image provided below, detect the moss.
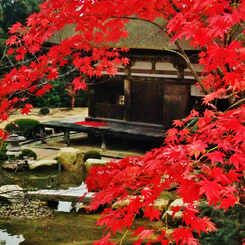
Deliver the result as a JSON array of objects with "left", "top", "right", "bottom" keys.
[
  {"left": 4, "top": 119, "right": 40, "bottom": 139},
  {"left": 83, "top": 150, "right": 101, "bottom": 162},
  {"left": 18, "top": 149, "right": 37, "bottom": 160}
]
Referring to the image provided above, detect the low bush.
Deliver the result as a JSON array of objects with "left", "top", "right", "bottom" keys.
[
  {"left": 18, "top": 149, "right": 37, "bottom": 160},
  {"left": 83, "top": 150, "right": 101, "bottom": 162},
  {"left": 196, "top": 203, "right": 245, "bottom": 245},
  {"left": 0, "top": 152, "right": 8, "bottom": 161},
  {"left": 39, "top": 106, "right": 50, "bottom": 115},
  {"left": 0, "top": 141, "right": 8, "bottom": 161},
  {"left": 4, "top": 119, "right": 40, "bottom": 139}
]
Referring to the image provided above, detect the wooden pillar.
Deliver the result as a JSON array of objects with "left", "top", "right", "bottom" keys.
[
  {"left": 64, "top": 129, "right": 70, "bottom": 146},
  {"left": 101, "top": 132, "right": 106, "bottom": 150},
  {"left": 88, "top": 85, "right": 96, "bottom": 118},
  {"left": 124, "top": 64, "right": 132, "bottom": 121}
]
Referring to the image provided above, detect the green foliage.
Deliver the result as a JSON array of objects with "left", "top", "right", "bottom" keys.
[
  {"left": 0, "top": 141, "right": 7, "bottom": 161},
  {"left": 19, "top": 148, "right": 37, "bottom": 160},
  {"left": 30, "top": 81, "right": 88, "bottom": 108},
  {"left": 0, "top": 151, "right": 8, "bottom": 161},
  {"left": 0, "top": 240, "right": 6, "bottom": 245},
  {"left": 196, "top": 203, "right": 245, "bottom": 245},
  {"left": 83, "top": 150, "right": 101, "bottom": 162},
  {"left": 0, "top": 141, "right": 7, "bottom": 153},
  {"left": 4, "top": 119, "right": 40, "bottom": 139},
  {"left": 39, "top": 106, "right": 50, "bottom": 115},
  {"left": 0, "top": 0, "right": 42, "bottom": 36}
]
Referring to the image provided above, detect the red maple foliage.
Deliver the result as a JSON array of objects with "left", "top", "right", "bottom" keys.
[{"left": 1, "top": 0, "right": 245, "bottom": 244}]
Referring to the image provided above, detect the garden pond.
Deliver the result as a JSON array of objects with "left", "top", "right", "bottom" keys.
[{"left": 0, "top": 167, "right": 156, "bottom": 245}]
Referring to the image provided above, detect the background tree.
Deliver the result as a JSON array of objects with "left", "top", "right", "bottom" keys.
[
  {"left": 1, "top": 0, "right": 245, "bottom": 244},
  {"left": 0, "top": 0, "right": 42, "bottom": 37},
  {"left": 0, "top": 0, "right": 43, "bottom": 78},
  {"left": 0, "top": 0, "right": 87, "bottom": 111}
]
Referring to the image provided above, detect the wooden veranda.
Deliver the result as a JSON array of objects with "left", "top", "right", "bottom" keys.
[{"left": 39, "top": 119, "right": 166, "bottom": 149}]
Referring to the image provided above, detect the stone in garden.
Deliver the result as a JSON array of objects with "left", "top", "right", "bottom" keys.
[
  {"left": 160, "top": 191, "right": 177, "bottom": 201},
  {"left": 153, "top": 199, "right": 169, "bottom": 213},
  {"left": 84, "top": 158, "right": 109, "bottom": 172},
  {"left": 112, "top": 196, "right": 169, "bottom": 216},
  {"left": 77, "top": 204, "right": 89, "bottom": 214},
  {"left": 0, "top": 185, "right": 24, "bottom": 203},
  {"left": 112, "top": 197, "right": 131, "bottom": 210},
  {"left": 56, "top": 147, "right": 84, "bottom": 171},
  {"left": 162, "top": 210, "right": 183, "bottom": 228},
  {"left": 161, "top": 198, "right": 184, "bottom": 227},
  {"left": 2, "top": 162, "right": 19, "bottom": 171},
  {"left": 28, "top": 159, "right": 58, "bottom": 170},
  {"left": 169, "top": 198, "right": 184, "bottom": 208}
]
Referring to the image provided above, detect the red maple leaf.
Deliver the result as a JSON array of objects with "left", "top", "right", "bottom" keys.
[
  {"left": 173, "top": 119, "right": 184, "bottom": 127},
  {"left": 72, "top": 76, "right": 87, "bottom": 90},
  {"left": 133, "top": 226, "right": 153, "bottom": 240},
  {"left": 229, "top": 153, "right": 245, "bottom": 170},
  {"left": 36, "top": 89, "right": 46, "bottom": 97},
  {"left": 218, "top": 195, "right": 238, "bottom": 210},
  {"left": 21, "top": 104, "right": 33, "bottom": 115},
  {"left": 143, "top": 206, "right": 161, "bottom": 221},
  {"left": 7, "top": 48, "right": 15, "bottom": 56},
  {"left": 198, "top": 179, "right": 221, "bottom": 205},
  {"left": 206, "top": 151, "right": 225, "bottom": 166},
  {"left": 43, "top": 84, "right": 53, "bottom": 92},
  {"left": 47, "top": 68, "right": 59, "bottom": 80},
  {"left": 188, "top": 140, "right": 208, "bottom": 159},
  {"left": 9, "top": 22, "right": 22, "bottom": 34}
]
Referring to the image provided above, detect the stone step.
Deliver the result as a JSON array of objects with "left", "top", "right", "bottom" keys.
[{"left": 26, "top": 189, "right": 95, "bottom": 204}]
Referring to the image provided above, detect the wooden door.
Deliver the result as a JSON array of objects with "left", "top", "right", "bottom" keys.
[
  {"left": 163, "top": 83, "right": 191, "bottom": 128},
  {"left": 131, "top": 80, "right": 164, "bottom": 125}
]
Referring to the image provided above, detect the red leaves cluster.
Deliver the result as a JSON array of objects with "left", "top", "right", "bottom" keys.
[
  {"left": 1, "top": 0, "right": 245, "bottom": 244},
  {"left": 86, "top": 107, "right": 245, "bottom": 244}
]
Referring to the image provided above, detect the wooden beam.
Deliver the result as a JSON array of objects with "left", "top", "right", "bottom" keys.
[{"left": 124, "top": 64, "right": 132, "bottom": 121}]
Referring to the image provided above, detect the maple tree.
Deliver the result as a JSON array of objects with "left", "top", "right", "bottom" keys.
[{"left": 1, "top": 0, "right": 245, "bottom": 244}]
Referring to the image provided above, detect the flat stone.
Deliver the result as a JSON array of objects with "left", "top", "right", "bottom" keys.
[
  {"left": 29, "top": 160, "right": 58, "bottom": 170},
  {"left": 84, "top": 158, "right": 109, "bottom": 172},
  {"left": 0, "top": 185, "right": 24, "bottom": 203},
  {"left": 169, "top": 198, "right": 184, "bottom": 207},
  {"left": 26, "top": 189, "right": 95, "bottom": 204}
]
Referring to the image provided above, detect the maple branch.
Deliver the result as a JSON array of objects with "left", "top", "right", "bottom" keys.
[
  {"left": 173, "top": 40, "right": 209, "bottom": 94},
  {"left": 224, "top": 97, "right": 245, "bottom": 112},
  {"left": 119, "top": 229, "right": 129, "bottom": 245},
  {"left": 236, "top": 202, "right": 245, "bottom": 210},
  {"left": 121, "top": 16, "right": 167, "bottom": 32}
]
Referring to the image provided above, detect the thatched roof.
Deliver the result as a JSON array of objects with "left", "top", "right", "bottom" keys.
[
  {"left": 116, "top": 19, "right": 195, "bottom": 50},
  {"left": 48, "top": 19, "right": 197, "bottom": 51}
]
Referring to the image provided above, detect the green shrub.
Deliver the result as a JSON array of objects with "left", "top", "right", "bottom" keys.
[
  {"left": 83, "top": 150, "right": 101, "bottom": 162},
  {"left": 0, "top": 151, "right": 8, "bottom": 161},
  {"left": 0, "top": 141, "right": 8, "bottom": 161},
  {"left": 18, "top": 149, "right": 37, "bottom": 160},
  {"left": 4, "top": 119, "right": 40, "bottom": 139},
  {"left": 0, "top": 142, "right": 7, "bottom": 153},
  {"left": 39, "top": 106, "right": 50, "bottom": 115},
  {"left": 195, "top": 203, "right": 245, "bottom": 245}
]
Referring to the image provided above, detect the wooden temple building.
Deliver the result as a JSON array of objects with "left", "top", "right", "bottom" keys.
[{"left": 41, "top": 20, "right": 204, "bottom": 148}]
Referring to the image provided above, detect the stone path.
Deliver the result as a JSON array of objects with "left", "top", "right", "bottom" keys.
[{"left": 27, "top": 183, "right": 95, "bottom": 204}]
